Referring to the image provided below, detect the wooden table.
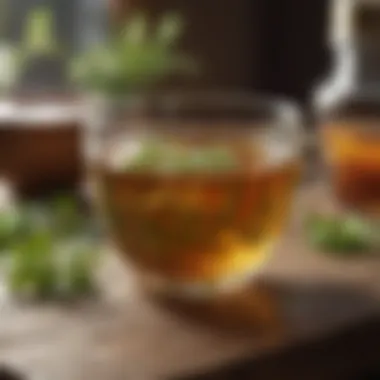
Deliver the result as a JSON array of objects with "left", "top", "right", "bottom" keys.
[{"left": 0, "top": 182, "right": 379, "bottom": 380}]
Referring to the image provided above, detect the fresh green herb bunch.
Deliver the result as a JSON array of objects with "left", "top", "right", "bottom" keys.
[
  {"left": 72, "top": 12, "right": 196, "bottom": 94},
  {"left": 0, "top": 195, "right": 100, "bottom": 301},
  {"left": 306, "top": 213, "right": 376, "bottom": 256}
]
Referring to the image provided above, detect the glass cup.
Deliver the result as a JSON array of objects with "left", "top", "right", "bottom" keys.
[
  {"left": 320, "top": 96, "right": 380, "bottom": 218},
  {"left": 83, "top": 93, "right": 302, "bottom": 298}
]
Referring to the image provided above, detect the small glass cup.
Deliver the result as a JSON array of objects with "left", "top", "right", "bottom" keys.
[
  {"left": 0, "top": 94, "right": 81, "bottom": 196},
  {"left": 83, "top": 93, "right": 302, "bottom": 298},
  {"left": 320, "top": 96, "right": 380, "bottom": 218}
]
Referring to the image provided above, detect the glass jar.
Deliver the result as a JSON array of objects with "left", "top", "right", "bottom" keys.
[
  {"left": 315, "top": 0, "right": 380, "bottom": 217},
  {"left": 83, "top": 92, "right": 302, "bottom": 298},
  {"left": 0, "top": 94, "right": 82, "bottom": 196}
]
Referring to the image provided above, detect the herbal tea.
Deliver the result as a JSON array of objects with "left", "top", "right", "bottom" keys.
[
  {"left": 322, "top": 120, "right": 380, "bottom": 215},
  {"left": 98, "top": 137, "right": 299, "bottom": 283}
]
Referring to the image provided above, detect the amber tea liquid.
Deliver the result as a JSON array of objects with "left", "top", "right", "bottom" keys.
[
  {"left": 97, "top": 137, "right": 299, "bottom": 284},
  {"left": 322, "top": 120, "right": 380, "bottom": 216}
]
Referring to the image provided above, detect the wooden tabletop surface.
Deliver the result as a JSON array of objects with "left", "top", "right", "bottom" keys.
[{"left": 0, "top": 181, "right": 379, "bottom": 380}]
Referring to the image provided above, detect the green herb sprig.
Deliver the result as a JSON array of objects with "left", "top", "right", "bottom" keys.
[
  {"left": 72, "top": 12, "right": 197, "bottom": 94},
  {"left": 306, "top": 213, "right": 377, "bottom": 256},
  {"left": 0, "top": 195, "right": 100, "bottom": 301}
]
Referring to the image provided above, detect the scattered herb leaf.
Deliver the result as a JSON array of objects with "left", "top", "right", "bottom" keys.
[
  {"left": 9, "top": 229, "right": 57, "bottom": 300},
  {"left": 2, "top": 195, "right": 100, "bottom": 301},
  {"left": 306, "top": 214, "right": 375, "bottom": 255}
]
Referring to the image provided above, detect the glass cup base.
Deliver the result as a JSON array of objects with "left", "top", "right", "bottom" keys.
[{"left": 136, "top": 268, "right": 265, "bottom": 300}]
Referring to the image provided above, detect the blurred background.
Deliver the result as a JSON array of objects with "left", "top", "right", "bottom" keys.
[
  {"left": 0, "top": 1, "right": 379, "bottom": 380},
  {"left": 6, "top": 0, "right": 329, "bottom": 100}
]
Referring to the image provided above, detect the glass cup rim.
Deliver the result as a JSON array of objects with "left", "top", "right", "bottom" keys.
[
  {"left": 84, "top": 91, "right": 303, "bottom": 153},
  {"left": 92, "top": 90, "right": 299, "bottom": 112},
  {"left": 90, "top": 91, "right": 301, "bottom": 131}
]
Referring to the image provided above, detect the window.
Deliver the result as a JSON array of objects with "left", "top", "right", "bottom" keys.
[{"left": 5, "top": 0, "right": 108, "bottom": 89}]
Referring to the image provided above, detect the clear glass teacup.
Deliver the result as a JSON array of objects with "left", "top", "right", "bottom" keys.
[{"left": 83, "top": 92, "right": 302, "bottom": 297}]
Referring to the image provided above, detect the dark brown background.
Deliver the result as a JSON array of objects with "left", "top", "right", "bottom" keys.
[{"left": 111, "top": 0, "right": 330, "bottom": 104}]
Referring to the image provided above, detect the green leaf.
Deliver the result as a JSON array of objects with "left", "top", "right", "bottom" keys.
[
  {"left": 306, "top": 214, "right": 374, "bottom": 255},
  {"left": 8, "top": 229, "right": 57, "bottom": 298},
  {"left": 72, "top": 11, "right": 197, "bottom": 94},
  {"left": 0, "top": 209, "right": 19, "bottom": 251},
  {"left": 126, "top": 139, "right": 165, "bottom": 171},
  {"left": 0, "top": 44, "right": 22, "bottom": 93},
  {"left": 156, "top": 12, "right": 183, "bottom": 46},
  {"left": 4, "top": 195, "right": 100, "bottom": 301},
  {"left": 50, "top": 195, "right": 84, "bottom": 237},
  {"left": 65, "top": 245, "right": 97, "bottom": 297},
  {"left": 16, "top": 203, "right": 50, "bottom": 237},
  {"left": 22, "top": 6, "right": 58, "bottom": 57}
]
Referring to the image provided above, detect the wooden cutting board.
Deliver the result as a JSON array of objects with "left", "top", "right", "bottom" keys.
[{"left": 0, "top": 182, "right": 379, "bottom": 380}]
